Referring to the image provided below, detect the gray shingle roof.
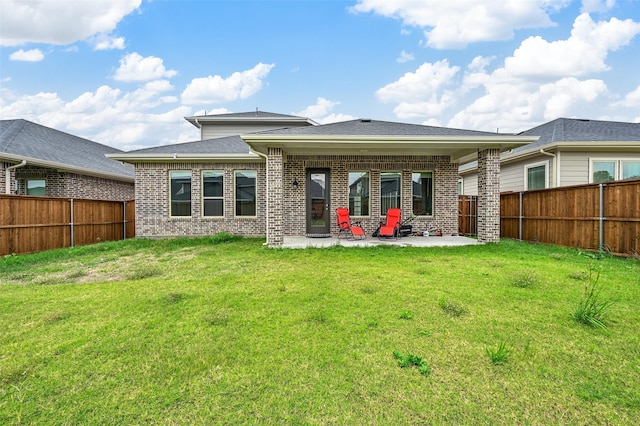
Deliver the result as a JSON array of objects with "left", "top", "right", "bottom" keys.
[
  {"left": 253, "top": 118, "right": 507, "bottom": 137},
  {"left": 129, "top": 135, "right": 251, "bottom": 155},
  {"left": 515, "top": 118, "right": 640, "bottom": 153},
  {"left": 0, "top": 119, "right": 134, "bottom": 179}
]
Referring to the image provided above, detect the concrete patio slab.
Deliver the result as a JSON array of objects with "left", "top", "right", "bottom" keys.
[{"left": 281, "top": 235, "right": 480, "bottom": 249}]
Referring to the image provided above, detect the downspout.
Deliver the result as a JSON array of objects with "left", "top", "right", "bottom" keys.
[
  {"left": 194, "top": 118, "right": 202, "bottom": 139},
  {"left": 539, "top": 149, "right": 557, "bottom": 188},
  {"left": 249, "top": 149, "right": 270, "bottom": 246},
  {"left": 5, "top": 160, "right": 27, "bottom": 194}
]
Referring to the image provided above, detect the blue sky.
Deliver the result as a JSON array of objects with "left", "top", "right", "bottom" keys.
[{"left": 1, "top": 0, "right": 639, "bottom": 151}]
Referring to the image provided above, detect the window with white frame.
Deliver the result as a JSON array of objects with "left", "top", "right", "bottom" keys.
[
  {"left": 622, "top": 160, "right": 640, "bottom": 179},
  {"left": 170, "top": 171, "right": 191, "bottom": 217},
  {"left": 525, "top": 162, "right": 547, "bottom": 190},
  {"left": 412, "top": 171, "right": 433, "bottom": 216},
  {"left": 202, "top": 171, "right": 224, "bottom": 217},
  {"left": 235, "top": 170, "right": 256, "bottom": 217},
  {"left": 591, "top": 160, "right": 616, "bottom": 183},
  {"left": 380, "top": 172, "right": 401, "bottom": 215},
  {"left": 348, "top": 171, "right": 369, "bottom": 216}
]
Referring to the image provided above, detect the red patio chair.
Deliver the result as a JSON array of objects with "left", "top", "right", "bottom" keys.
[
  {"left": 378, "top": 208, "right": 401, "bottom": 240},
  {"left": 336, "top": 208, "right": 366, "bottom": 240}
]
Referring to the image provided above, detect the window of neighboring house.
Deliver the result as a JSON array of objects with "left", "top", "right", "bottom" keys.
[
  {"left": 591, "top": 160, "right": 616, "bottom": 183},
  {"left": 26, "top": 179, "right": 45, "bottom": 196},
  {"left": 235, "top": 170, "right": 256, "bottom": 217},
  {"left": 622, "top": 160, "right": 640, "bottom": 180},
  {"left": 170, "top": 171, "right": 192, "bottom": 217},
  {"left": 412, "top": 171, "right": 433, "bottom": 216},
  {"left": 525, "top": 163, "right": 547, "bottom": 190},
  {"left": 202, "top": 171, "right": 224, "bottom": 217},
  {"left": 348, "top": 171, "right": 370, "bottom": 216},
  {"left": 458, "top": 179, "right": 463, "bottom": 195},
  {"left": 380, "top": 172, "right": 401, "bottom": 215}
]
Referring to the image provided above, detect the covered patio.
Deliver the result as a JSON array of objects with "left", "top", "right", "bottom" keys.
[{"left": 282, "top": 234, "right": 480, "bottom": 249}]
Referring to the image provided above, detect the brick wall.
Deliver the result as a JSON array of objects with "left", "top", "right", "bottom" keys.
[
  {"left": 134, "top": 161, "right": 266, "bottom": 238},
  {"left": 0, "top": 162, "right": 13, "bottom": 193},
  {"left": 13, "top": 165, "right": 134, "bottom": 201},
  {"left": 134, "top": 155, "right": 460, "bottom": 240}
]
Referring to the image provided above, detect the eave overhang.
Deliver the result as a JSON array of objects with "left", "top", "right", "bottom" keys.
[
  {"left": 241, "top": 134, "right": 539, "bottom": 164},
  {"left": 458, "top": 140, "right": 640, "bottom": 174},
  {"left": 185, "top": 115, "right": 317, "bottom": 129},
  {"left": 1, "top": 152, "right": 134, "bottom": 183},
  {"left": 106, "top": 152, "right": 263, "bottom": 164}
]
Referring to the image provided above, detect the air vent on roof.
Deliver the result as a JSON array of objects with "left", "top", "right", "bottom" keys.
[{"left": 360, "top": 118, "right": 371, "bottom": 123}]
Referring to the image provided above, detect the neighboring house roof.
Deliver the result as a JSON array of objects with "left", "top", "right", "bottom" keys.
[
  {"left": 515, "top": 118, "right": 640, "bottom": 153},
  {"left": 459, "top": 117, "right": 640, "bottom": 173},
  {"left": 185, "top": 110, "right": 317, "bottom": 128},
  {"left": 0, "top": 119, "right": 134, "bottom": 181}
]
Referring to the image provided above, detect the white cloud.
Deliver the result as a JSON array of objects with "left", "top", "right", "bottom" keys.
[
  {"left": 504, "top": 13, "right": 640, "bottom": 78},
  {"left": 181, "top": 63, "right": 275, "bottom": 105},
  {"left": 0, "top": 82, "right": 197, "bottom": 151},
  {"left": 91, "top": 34, "right": 126, "bottom": 51},
  {"left": 0, "top": 0, "right": 141, "bottom": 46},
  {"left": 9, "top": 48, "right": 44, "bottom": 62},
  {"left": 613, "top": 85, "right": 640, "bottom": 107},
  {"left": 581, "top": 0, "right": 616, "bottom": 13},
  {"left": 376, "top": 60, "right": 460, "bottom": 119},
  {"left": 397, "top": 50, "right": 415, "bottom": 63},
  {"left": 294, "top": 98, "right": 355, "bottom": 124},
  {"left": 113, "top": 53, "right": 178, "bottom": 82},
  {"left": 352, "top": 0, "right": 570, "bottom": 48}
]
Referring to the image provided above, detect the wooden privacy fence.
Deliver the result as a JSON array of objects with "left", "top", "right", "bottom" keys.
[
  {"left": 459, "top": 179, "right": 640, "bottom": 256},
  {"left": 458, "top": 195, "right": 478, "bottom": 237},
  {"left": 0, "top": 195, "right": 135, "bottom": 256}
]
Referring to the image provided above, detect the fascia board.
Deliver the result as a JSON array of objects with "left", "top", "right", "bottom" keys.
[
  {"left": 1, "top": 152, "right": 134, "bottom": 182},
  {"left": 106, "top": 153, "right": 263, "bottom": 163},
  {"left": 185, "top": 116, "right": 318, "bottom": 126}
]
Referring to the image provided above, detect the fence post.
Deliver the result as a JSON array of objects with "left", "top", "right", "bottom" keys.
[
  {"left": 123, "top": 201, "right": 127, "bottom": 240},
  {"left": 599, "top": 184, "right": 604, "bottom": 252},
  {"left": 519, "top": 192, "right": 523, "bottom": 241},
  {"left": 69, "top": 198, "right": 74, "bottom": 248}
]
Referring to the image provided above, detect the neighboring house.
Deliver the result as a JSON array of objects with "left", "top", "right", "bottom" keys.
[
  {"left": 109, "top": 111, "right": 537, "bottom": 247},
  {"left": 0, "top": 119, "right": 135, "bottom": 201},
  {"left": 459, "top": 118, "right": 640, "bottom": 195}
]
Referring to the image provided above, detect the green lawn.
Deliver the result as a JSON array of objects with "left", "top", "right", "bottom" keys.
[{"left": 1, "top": 236, "right": 639, "bottom": 425}]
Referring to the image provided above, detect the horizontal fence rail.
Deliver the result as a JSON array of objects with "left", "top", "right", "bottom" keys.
[
  {"left": 460, "top": 179, "right": 640, "bottom": 256},
  {"left": 0, "top": 195, "right": 135, "bottom": 256}
]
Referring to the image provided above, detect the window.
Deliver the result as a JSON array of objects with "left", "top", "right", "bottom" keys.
[
  {"left": 348, "top": 171, "right": 369, "bottom": 216},
  {"left": 170, "top": 171, "right": 191, "bottom": 217},
  {"left": 591, "top": 160, "right": 615, "bottom": 183},
  {"left": 26, "top": 179, "right": 45, "bottom": 196},
  {"left": 412, "top": 172, "right": 433, "bottom": 216},
  {"left": 526, "top": 163, "right": 547, "bottom": 190},
  {"left": 202, "top": 171, "right": 224, "bottom": 217},
  {"left": 235, "top": 170, "right": 256, "bottom": 216},
  {"left": 622, "top": 161, "right": 640, "bottom": 179},
  {"left": 380, "top": 172, "right": 401, "bottom": 215}
]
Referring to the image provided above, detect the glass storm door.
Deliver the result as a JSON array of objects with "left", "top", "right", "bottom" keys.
[{"left": 306, "top": 169, "right": 331, "bottom": 236}]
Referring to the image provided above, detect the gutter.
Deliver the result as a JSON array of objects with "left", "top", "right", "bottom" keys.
[
  {"left": 539, "top": 149, "right": 557, "bottom": 187},
  {"left": 5, "top": 160, "right": 27, "bottom": 194}
]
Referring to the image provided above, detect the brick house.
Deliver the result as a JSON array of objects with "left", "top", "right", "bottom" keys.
[
  {"left": 1, "top": 119, "right": 134, "bottom": 201},
  {"left": 109, "top": 111, "right": 536, "bottom": 247}
]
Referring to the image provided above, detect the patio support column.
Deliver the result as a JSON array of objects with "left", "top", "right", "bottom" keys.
[
  {"left": 266, "top": 147, "right": 284, "bottom": 247},
  {"left": 477, "top": 148, "right": 500, "bottom": 243}
]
